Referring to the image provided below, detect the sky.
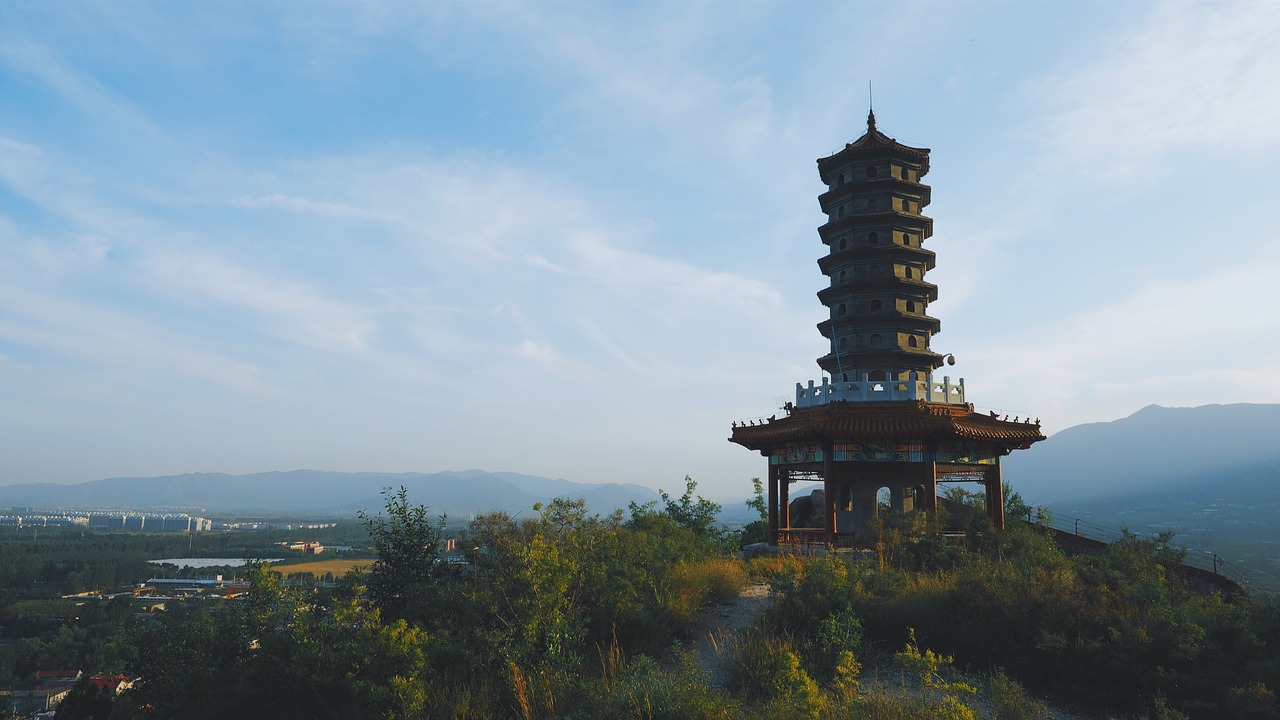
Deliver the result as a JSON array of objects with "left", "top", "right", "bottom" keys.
[{"left": 2, "top": 1, "right": 1278, "bottom": 502}]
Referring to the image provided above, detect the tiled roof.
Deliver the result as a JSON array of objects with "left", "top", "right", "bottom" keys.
[
  {"left": 820, "top": 112, "right": 930, "bottom": 162},
  {"left": 729, "top": 401, "right": 1044, "bottom": 451}
]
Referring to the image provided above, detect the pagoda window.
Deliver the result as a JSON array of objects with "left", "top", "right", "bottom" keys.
[
  {"left": 868, "top": 231, "right": 879, "bottom": 244},
  {"left": 839, "top": 270, "right": 847, "bottom": 284},
  {"left": 839, "top": 337, "right": 848, "bottom": 350},
  {"left": 866, "top": 166, "right": 878, "bottom": 178},
  {"left": 839, "top": 238, "right": 847, "bottom": 250},
  {"left": 908, "top": 336, "right": 919, "bottom": 348},
  {"left": 867, "top": 198, "right": 878, "bottom": 211},
  {"left": 869, "top": 369, "right": 887, "bottom": 380},
  {"left": 838, "top": 303, "right": 847, "bottom": 316},
  {"left": 870, "top": 333, "right": 883, "bottom": 347},
  {"left": 838, "top": 206, "right": 845, "bottom": 218},
  {"left": 837, "top": 173, "right": 845, "bottom": 186},
  {"left": 870, "top": 264, "right": 882, "bottom": 277}
]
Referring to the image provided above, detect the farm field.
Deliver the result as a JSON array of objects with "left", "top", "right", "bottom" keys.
[{"left": 271, "top": 558, "right": 373, "bottom": 578}]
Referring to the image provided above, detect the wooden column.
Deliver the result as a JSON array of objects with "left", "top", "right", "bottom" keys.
[
  {"left": 767, "top": 463, "right": 778, "bottom": 545},
  {"left": 779, "top": 469, "right": 790, "bottom": 536},
  {"left": 985, "top": 463, "right": 1005, "bottom": 531},
  {"left": 824, "top": 442, "right": 837, "bottom": 545},
  {"left": 922, "top": 462, "right": 938, "bottom": 513}
]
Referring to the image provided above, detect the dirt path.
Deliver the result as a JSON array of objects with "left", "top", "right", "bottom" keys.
[{"left": 691, "top": 583, "right": 772, "bottom": 689}]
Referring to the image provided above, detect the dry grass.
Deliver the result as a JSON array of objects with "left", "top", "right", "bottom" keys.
[{"left": 270, "top": 558, "right": 373, "bottom": 578}]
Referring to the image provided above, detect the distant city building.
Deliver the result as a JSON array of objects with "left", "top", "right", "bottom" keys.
[
  {"left": 85, "top": 512, "right": 211, "bottom": 532},
  {"left": 0, "top": 513, "right": 87, "bottom": 528}
]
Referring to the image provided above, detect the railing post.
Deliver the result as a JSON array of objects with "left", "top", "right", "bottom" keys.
[{"left": 1074, "top": 518, "right": 1079, "bottom": 536}]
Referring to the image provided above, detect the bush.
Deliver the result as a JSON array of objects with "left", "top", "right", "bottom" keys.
[
  {"left": 722, "top": 630, "right": 823, "bottom": 716},
  {"left": 984, "top": 669, "right": 1051, "bottom": 720},
  {"left": 578, "top": 647, "right": 734, "bottom": 720}
]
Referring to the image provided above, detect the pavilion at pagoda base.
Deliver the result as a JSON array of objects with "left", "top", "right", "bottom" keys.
[{"left": 730, "top": 400, "right": 1044, "bottom": 548}]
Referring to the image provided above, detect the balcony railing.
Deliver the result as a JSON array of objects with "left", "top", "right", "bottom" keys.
[{"left": 795, "top": 374, "right": 965, "bottom": 407}]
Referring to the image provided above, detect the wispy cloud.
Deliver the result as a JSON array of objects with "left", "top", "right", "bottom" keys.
[
  {"left": 1036, "top": 2, "right": 1280, "bottom": 181},
  {"left": 231, "top": 193, "right": 392, "bottom": 221}
]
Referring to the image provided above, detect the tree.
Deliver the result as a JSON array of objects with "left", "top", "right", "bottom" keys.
[
  {"left": 359, "top": 487, "right": 445, "bottom": 619},
  {"left": 52, "top": 680, "right": 112, "bottom": 720},
  {"left": 741, "top": 477, "right": 768, "bottom": 546},
  {"left": 658, "top": 476, "right": 727, "bottom": 551}
]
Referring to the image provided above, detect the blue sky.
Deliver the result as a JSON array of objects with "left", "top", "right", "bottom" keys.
[{"left": 2, "top": 1, "right": 1278, "bottom": 501}]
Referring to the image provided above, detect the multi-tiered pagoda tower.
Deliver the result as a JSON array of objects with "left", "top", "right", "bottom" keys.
[{"left": 731, "top": 112, "right": 1044, "bottom": 547}]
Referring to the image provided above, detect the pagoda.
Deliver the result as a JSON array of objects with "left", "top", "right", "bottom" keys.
[{"left": 730, "top": 111, "right": 1044, "bottom": 547}]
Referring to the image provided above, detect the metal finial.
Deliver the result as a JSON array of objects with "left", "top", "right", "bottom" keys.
[{"left": 867, "top": 81, "right": 876, "bottom": 132}]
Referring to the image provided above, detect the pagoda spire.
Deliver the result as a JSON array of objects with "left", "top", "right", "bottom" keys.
[{"left": 867, "top": 81, "right": 876, "bottom": 133}]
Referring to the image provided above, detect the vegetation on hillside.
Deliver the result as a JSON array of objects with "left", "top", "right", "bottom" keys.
[{"left": 1, "top": 479, "right": 1277, "bottom": 719}]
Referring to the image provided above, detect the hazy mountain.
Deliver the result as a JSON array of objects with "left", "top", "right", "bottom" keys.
[
  {"left": 1004, "top": 403, "right": 1280, "bottom": 505},
  {"left": 0, "top": 469, "right": 660, "bottom": 517}
]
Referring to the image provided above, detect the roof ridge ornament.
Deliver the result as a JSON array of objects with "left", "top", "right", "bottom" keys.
[{"left": 867, "top": 80, "right": 877, "bottom": 134}]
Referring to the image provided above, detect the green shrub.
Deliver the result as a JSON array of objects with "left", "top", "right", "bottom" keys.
[
  {"left": 984, "top": 668, "right": 1051, "bottom": 720},
  {"left": 577, "top": 651, "right": 734, "bottom": 720}
]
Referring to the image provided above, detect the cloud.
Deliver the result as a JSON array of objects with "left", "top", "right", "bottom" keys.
[
  {"left": 0, "top": 284, "right": 270, "bottom": 396},
  {"left": 0, "top": 39, "right": 169, "bottom": 146},
  {"left": 143, "top": 251, "right": 376, "bottom": 354},
  {"left": 1036, "top": 2, "right": 1280, "bottom": 180},
  {"left": 523, "top": 255, "right": 567, "bottom": 274},
  {"left": 231, "top": 193, "right": 391, "bottom": 221},
  {"left": 965, "top": 248, "right": 1280, "bottom": 431}
]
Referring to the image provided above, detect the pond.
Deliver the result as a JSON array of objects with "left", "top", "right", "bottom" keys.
[{"left": 149, "top": 558, "right": 284, "bottom": 568}]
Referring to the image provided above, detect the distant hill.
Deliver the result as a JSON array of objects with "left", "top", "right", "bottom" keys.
[
  {"left": 1001, "top": 403, "right": 1280, "bottom": 590},
  {"left": 0, "top": 469, "right": 660, "bottom": 517},
  {"left": 1004, "top": 403, "right": 1280, "bottom": 505}
]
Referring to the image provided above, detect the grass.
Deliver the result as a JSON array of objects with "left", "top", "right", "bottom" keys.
[{"left": 269, "top": 558, "right": 373, "bottom": 578}]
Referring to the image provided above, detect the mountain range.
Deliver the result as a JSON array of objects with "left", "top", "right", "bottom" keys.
[
  {"left": 1003, "top": 403, "right": 1280, "bottom": 589},
  {"left": 0, "top": 469, "right": 660, "bottom": 517},
  {"left": 1003, "top": 402, "right": 1280, "bottom": 505},
  {"left": 5, "top": 403, "right": 1276, "bottom": 527}
]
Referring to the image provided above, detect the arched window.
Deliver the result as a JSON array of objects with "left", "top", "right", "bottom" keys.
[
  {"left": 908, "top": 336, "right": 919, "bottom": 348},
  {"left": 866, "top": 166, "right": 878, "bottom": 178},
  {"left": 839, "top": 238, "right": 847, "bottom": 250},
  {"left": 839, "top": 270, "right": 847, "bottom": 283},
  {"left": 870, "top": 264, "right": 882, "bottom": 277},
  {"left": 867, "top": 198, "right": 879, "bottom": 210},
  {"left": 870, "top": 299, "right": 882, "bottom": 311},
  {"left": 837, "top": 173, "right": 845, "bottom": 186},
  {"left": 841, "top": 372, "right": 848, "bottom": 382},
  {"left": 870, "top": 333, "right": 883, "bottom": 347},
  {"left": 839, "top": 337, "right": 848, "bottom": 350},
  {"left": 838, "top": 303, "right": 847, "bottom": 316},
  {"left": 868, "top": 231, "right": 879, "bottom": 244},
  {"left": 869, "top": 370, "right": 887, "bottom": 380}
]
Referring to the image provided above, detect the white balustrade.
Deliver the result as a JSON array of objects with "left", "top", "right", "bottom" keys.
[{"left": 794, "top": 373, "right": 965, "bottom": 407}]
